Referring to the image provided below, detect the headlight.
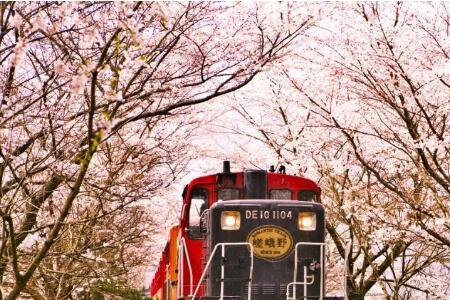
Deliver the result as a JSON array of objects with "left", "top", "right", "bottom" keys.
[
  {"left": 298, "top": 212, "right": 316, "bottom": 231},
  {"left": 221, "top": 211, "right": 241, "bottom": 230}
]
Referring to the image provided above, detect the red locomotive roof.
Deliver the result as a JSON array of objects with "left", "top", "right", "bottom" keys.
[{"left": 187, "top": 172, "right": 318, "bottom": 186}]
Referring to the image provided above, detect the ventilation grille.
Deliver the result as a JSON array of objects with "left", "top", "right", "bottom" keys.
[
  {"left": 262, "top": 284, "right": 276, "bottom": 295},
  {"left": 244, "top": 283, "right": 258, "bottom": 295},
  {"left": 243, "top": 283, "right": 289, "bottom": 296},
  {"left": 280, "top": 284, "right": 287, "bottom": 296}
]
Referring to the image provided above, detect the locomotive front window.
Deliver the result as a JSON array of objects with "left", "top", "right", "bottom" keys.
[
  {"left": 217, "top": 188, "right": 240, "bottom": 201},
  {"left": 188, "top": 188, "right": 208, "bottom": 239},
  {"left": 269, "top": 189, "right": 292, "bottom": 200},
  {"left": 298, "top": 190, "right": 317, "bottom": 202}
]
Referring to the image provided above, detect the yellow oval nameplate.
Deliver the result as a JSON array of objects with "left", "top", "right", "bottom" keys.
[{"left": 247, "top": 225, "right": 293, "bottom": 261}]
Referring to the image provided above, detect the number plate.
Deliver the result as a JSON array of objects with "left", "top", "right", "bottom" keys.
[{"left": 245, "top": 210, "right": 293, "bottom": 220}]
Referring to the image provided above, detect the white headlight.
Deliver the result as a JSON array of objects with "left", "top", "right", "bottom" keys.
[
  {"left": 298, "top": 212, "right": 316, "bottom": 231},
  {"left": 221, "top": 211, "right": 241, "bottom": 230}
]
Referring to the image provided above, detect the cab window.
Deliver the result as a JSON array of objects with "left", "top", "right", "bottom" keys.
[
  {"left": 298, "top": 190, "right": 317, "bottom": 202},
  {"left": 218, "top": 188, "right": 240, "bottom": 201},
  {"left": 269, "top": 189, "right": 292, "bottom": 200},
  {"left": 188, "top": 188, "right": 208, "bottom": 238}
]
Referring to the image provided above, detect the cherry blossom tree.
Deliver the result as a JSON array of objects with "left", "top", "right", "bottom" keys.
[
  {"left": 215, "top": 2, "right": 450, "bottom": 299},
  {"left": 222, "top": 73, "right": 438, "bottom": 299},
  {"left": 0, "top": 2, "right": 313, "bottom": 299}
]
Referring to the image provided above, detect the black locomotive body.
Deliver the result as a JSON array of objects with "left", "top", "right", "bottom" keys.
[{"left": 203, "top": 200, "right": 326, "bottom": 300}]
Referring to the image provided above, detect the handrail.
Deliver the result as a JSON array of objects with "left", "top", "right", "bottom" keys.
[
  {"left": 177, "top": 237, "right": 194, "bottom": 298},
  {"left": 165, "top": 264, "right": 170, "bottom": 300},
  {"left": 287, "top": 272, "right": 315, "bottom": 299},
  {"left": 192, "top": 242, "right": 254, "bottom": 300},
  {"left": 177, "top": 241, "right": 183, "bottom": 298},
  {"left": 290, "top": 242, "right": 326, "bottom": 300},
  {"left": 182, "top": 237, "right": 194, "bottom": 296}
]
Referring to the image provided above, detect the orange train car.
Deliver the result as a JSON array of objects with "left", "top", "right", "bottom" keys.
[{"left": 150, "top": 226, "right": 179, "bottom": 300}]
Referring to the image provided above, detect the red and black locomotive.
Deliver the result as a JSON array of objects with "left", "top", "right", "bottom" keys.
[{"left": 150, "top": 162, "right": 338, "bottom": 300}]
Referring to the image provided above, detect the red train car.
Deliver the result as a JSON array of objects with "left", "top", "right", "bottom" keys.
[{"left": 150, "top": 162, "right": 340, "bottom": 300}]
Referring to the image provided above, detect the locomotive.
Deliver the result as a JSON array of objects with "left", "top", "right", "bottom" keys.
[{"left": 150, "top": 162, "right": 339, "bottom": 300}]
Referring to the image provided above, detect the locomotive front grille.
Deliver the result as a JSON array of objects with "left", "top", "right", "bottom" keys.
[
  {"left": 243, "top": 283, "right": 258, "bottom": 295},
  {"left": 280, "top": 284, "right": 287, "bottom": 296},
  {"left": 262, "top": 284, "right": 276, "bottom": 295},
  {"left": 243, "top": 283, "right": 289, "bottom": 297}
]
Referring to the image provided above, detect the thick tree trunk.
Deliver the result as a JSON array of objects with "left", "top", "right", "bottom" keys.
[{"left": 347, "top": 291, "right": 366, "bottom": 300}]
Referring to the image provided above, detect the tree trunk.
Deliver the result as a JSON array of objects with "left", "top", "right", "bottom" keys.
[{"left": 347, "top": 290, "right": 366, "bottom": 300}]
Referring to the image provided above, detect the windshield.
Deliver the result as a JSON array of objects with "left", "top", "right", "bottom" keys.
[
  {"left": 298, "top": 190, "right": 317, "bottom": 202},
  {"left": 217, "top": 188, "right": 240, "bottom": 201},
  {"left": 188, "top": 188, "right": 208, "bottom": 238},
  {"left": 269, "top": 189, "right": 292, "bottom": 200}
]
